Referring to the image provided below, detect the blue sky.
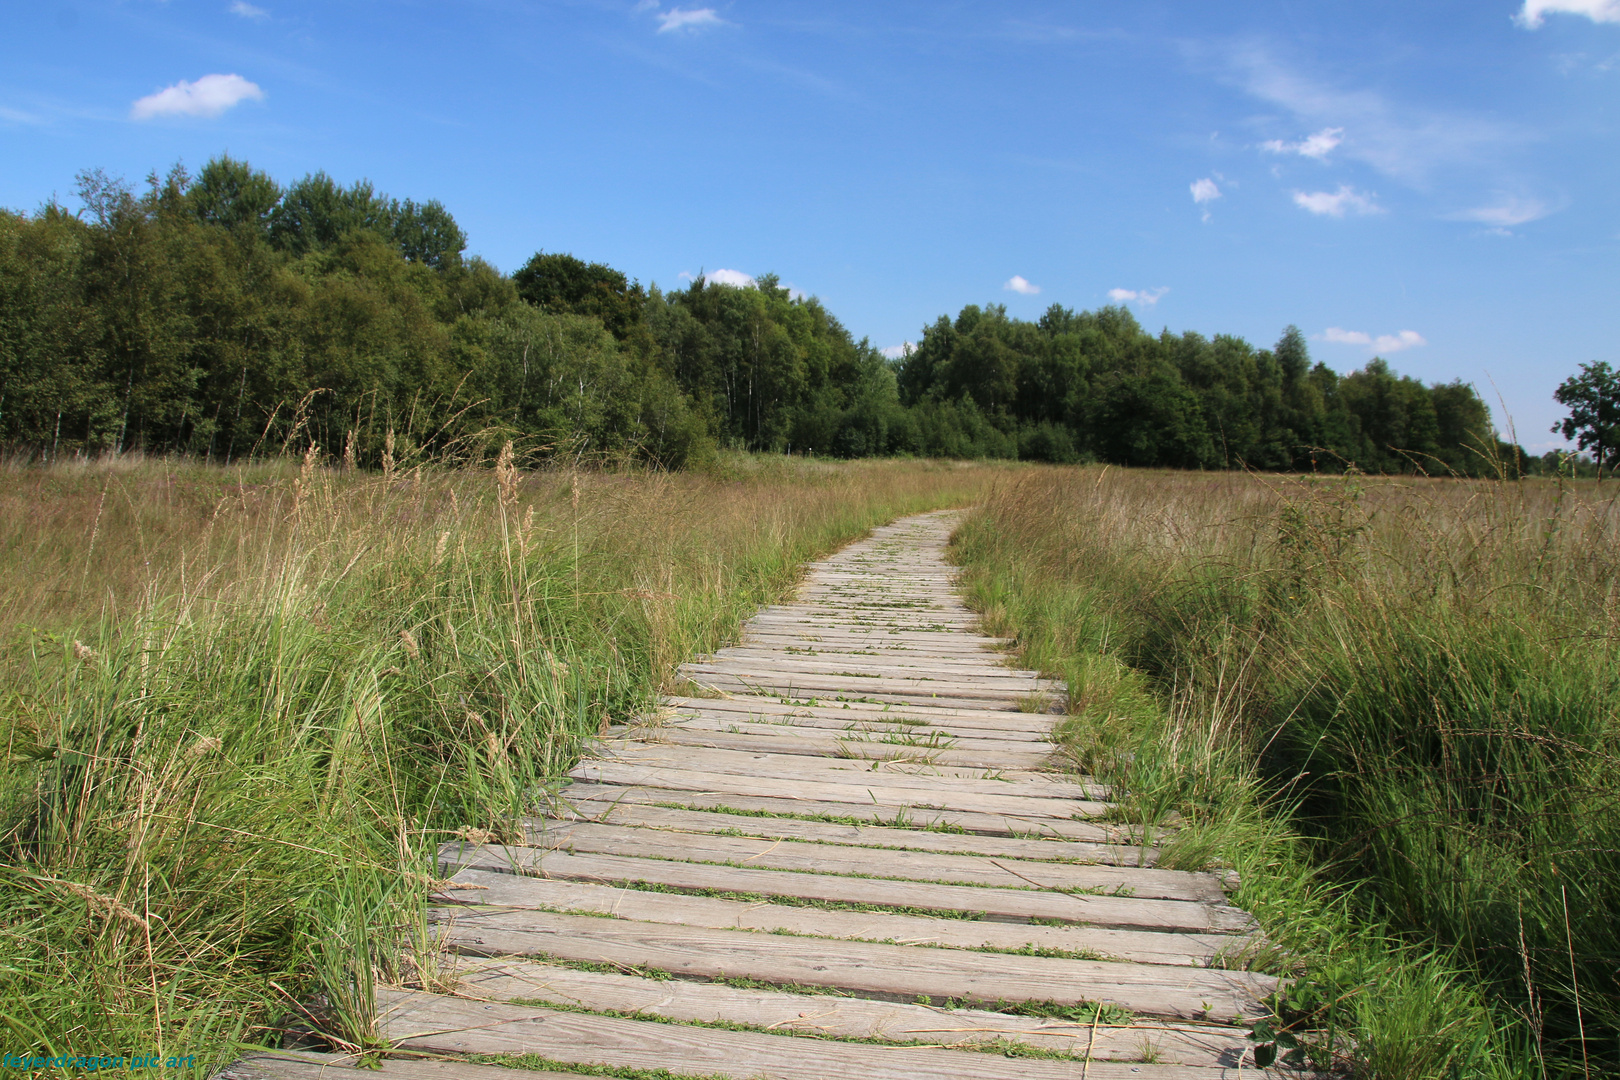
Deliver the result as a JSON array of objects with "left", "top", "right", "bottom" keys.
[{"left": 3, "top": 1, "right": 1617, "bottom": 449}]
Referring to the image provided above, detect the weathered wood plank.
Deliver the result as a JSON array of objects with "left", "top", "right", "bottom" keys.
[
  {"left": 427, "top": 909, "right": 1275, "bottom": 1019},
  {"left": 532, "top": 822, "right": 1218, "bottom": 901},
  {"left": 581, "top": 744, "right": 1104, "bottom": 799},
  {"left": 565, "top": 760, "right": 1109, "bottom": 818},
  {"left": 679, "top": 676, "right": 1056, "bottom": 712},
  {"left": 536, "top": 799, "right": 1159, "bottom": 866},
  {"left": 217, "top": 1052, "right": 582, "bottom": 1080},
  {"left": 439, "top": 843, "right": 1253, "bottom": 932},
  {"left": 679, "top": 665, "right": 1056, "bottom": 700},
  {"left": 612, "top": 723, "right": 1053, "bottom": 770},
  {"left": 550, "top": 782, "right": 1138, "bottom": 841},
  {"left": 445, "top": 957, "right": 1258, "bottom": 1064},
  {"left": 665, "top": 695, "right": 1057, "bottom": 730},
  {"left": 377, "top": 990, "right": 1245, "bottom": 1078},
  {"left": 631, "top": 712, "right": 1056, "bottom": 752},
  {"left": 701, "top": 651, "right": 1047, "bottom": 680},
  {"left": 660, "top": 703, "right": 1059, "bottom": 742},
  {"left": 435, "top": 867, "right": 1240, "bottom": 967}
]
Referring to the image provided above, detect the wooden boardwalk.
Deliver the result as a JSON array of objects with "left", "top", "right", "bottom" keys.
[{"left": 234, "top": 512, "right": 1280, "bottom": 1079}]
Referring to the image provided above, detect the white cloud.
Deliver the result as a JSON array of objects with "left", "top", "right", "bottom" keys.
[
  {"left": 1107, "top": 287, "right": 1168, "bottom": 306},
  {"left": 1516, "top": 0, "right": 1620, "bottom": 28},
  {"left": 1451, "top": 196, "right": 1550, "bottom": 229},
  {"left": 1292, "top": 185, "right": 1382, "bottom": 217},
  {"left": 1003, "top": 275, "right": 1041, "bottom": 295},
  {"left": 1261, "top": 126, "right": 1343, "bottom": 160},
  {"left": 658, "top": 7, "right": 723, "bottom": 32},
  {"left": 1321, "top": 327, "right": 1427, "bottom": 353},
  {"left": 1190, "top": 177, "right": 1221, "bottom": 222},
  {"left": 131, "top": 74, "right": 264, "bottom": 120},
  {"left": 229, "top": 1, "right": 268, "bottom": 19},
  {"left": 881, "top": 343, "right": 914, "bottom": 360},
  {"left": 706, "top": 268, "right": 755, "bottom": 288},
  {"left": 1226, "top": 47, "right": 1523, "bottom": 186}
]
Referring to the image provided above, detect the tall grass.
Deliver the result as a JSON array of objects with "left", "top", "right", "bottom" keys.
[
  {"left": 952, "top": 467, "right": 1620, "bottom": 1078},
  {"left": 0, "top": 452, "right": 1005, "bottom": 1073}
]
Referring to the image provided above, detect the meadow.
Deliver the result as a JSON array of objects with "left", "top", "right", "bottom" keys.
[
  {"left": 2, "top": 453, "right": 1615, "bottom": 1079},
  {"left": 0, "top": 452, "right": 1005, "bottom": 1071},
  {"left": 952, "top": 466, "right": 1620, "bottom": 1078}
]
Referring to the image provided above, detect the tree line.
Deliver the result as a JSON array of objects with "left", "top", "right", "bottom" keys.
[{"left": 0, "top": 156, "right": 1539, "bottom": 474}]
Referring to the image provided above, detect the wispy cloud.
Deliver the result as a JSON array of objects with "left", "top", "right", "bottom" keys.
[
  {"left": 1516, "top": 0, "right": 1620, "bottom": 28},
  {"left": 1003, "top": 275, "right": 1041, "bottom": 295},
  {"left": 0, "top": 105, "right": 45, "bottom": 125},
  {"left": 1107, "top": 287, "right": 1168, "bottom": 306},
  {"left": 881, "top": 343, "right": 914, "bottom": 360},
  {"left": 658, "top": 7, "right": 724, "bottom": 33},
  {"left": 706, "top": 268, "right": 754, "bottom": 287},
  {"left": 228, "top": 1, "right": 268, "bottom": 20},
  {"left": 1226, "top": 46, "right": 1523, "bottom": 186},
  {"left": 1261, "top": 126, "right": 1343, "bottom": 160},
  {"left": 1293, "top": 185, "right": 1381, "bottom": 217},
  {"left": 1450, "top": 196, "right": 1552, "bottom": 231},
  {"left": 1321, "top": 327, "right": 1427, "bottom": 353},
  {"left": 130, "top": 74, "right": 264, "bottom": 120}
]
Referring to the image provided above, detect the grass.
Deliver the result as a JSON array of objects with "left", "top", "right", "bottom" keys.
[
  {"left": 950, "top": 464, "right": 1620, "bottom": 1078},
  {"left": 0, "top": 450, "right": 1008, "bottom": 1075}
]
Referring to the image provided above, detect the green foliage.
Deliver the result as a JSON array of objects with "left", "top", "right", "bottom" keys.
[
  {"left": 898, "top": 308, "right": 1511, "bottom": 474},
  {"left": 1552, "top": 360, "right": 1620, "bottom": 477},
  {"left": 1, "top": 156, "right": 1525, "bottom": 476}
]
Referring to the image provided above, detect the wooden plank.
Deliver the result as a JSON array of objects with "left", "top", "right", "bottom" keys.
[
  {"left": 680, "top": 664, "right": 1055, "bottom": 698},
  {"left": 445, "top": 957, "right": 1258, "bottom": 1064},
  {"left": 439, "top": 843, "right": 1253, "bottom": 932},
  {"left": 538, "top": 800, "right": 1159, "bottom": 866},
  {"left": 217, "top": 1052, "right": 581, "bottom": 1080},
  {"left": 709, "top": 647, "right": 1042, "bottom": 677},
  {"left": 665, "top": 695, "right": 1056, "bottom": 729},
  {"left": 565, "top": 760, "right": 1110, "bottom": 818},
  {"left": 427, "top": 909, "right": 1275, "bottom": 1019},
  {"left": 661, "top": 703, "right": 1058, "bottom": 742},
  {"left": 680, "top": 676, "right": 1050, "bottom": 712},
  {"left": 746, "top": 614, "right": 986, "bottom": 632},
  {"left": 526, "top": 822, "right": 1218, "bottom": 901},
  {"left": 550, "top": 782, "right": 1137, "bottom": 842},
  {"left": 628, "top": 714, "right": 1056, "bottom": 755},
  {"left": 612, "top": 725, "right": 1052, "bottom": 770},
  {"left": 437, "top": 867, "right": 1240, "bottom": 967},
  {"left": 739, "top": 631, "right": 1014, "bottom": 652},
  {"left": 681, "top": 667, "right": 1055, "bottom": 699},
  {"left": 695, "top": 656, "right": 1048, "bottom": 683},
  {"left": 377, "top": 990, "right": 1242, "bottom": 1079},
  {"left": 581, "top": 744, "right": 1104, "bottom": 800}
]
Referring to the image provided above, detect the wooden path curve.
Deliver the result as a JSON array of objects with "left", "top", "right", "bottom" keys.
[{"left": 234, "top": 511, "right": 1280, "bottom": 1080}]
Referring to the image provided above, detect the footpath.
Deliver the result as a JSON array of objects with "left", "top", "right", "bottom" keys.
[{"left": 227, "top": 511, "right": 1278, "bottom": 1080}]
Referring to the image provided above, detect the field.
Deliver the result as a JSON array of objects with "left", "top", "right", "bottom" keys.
[
  {"left": 953, "top": 467, "right": 1619, "bottom": 1077},
  {"left": 1, "top": 455, "right": 1615, "bottom": 1078},
  {"left": 0, "top": 454, "right": 1006, "bottom": 1071}
]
